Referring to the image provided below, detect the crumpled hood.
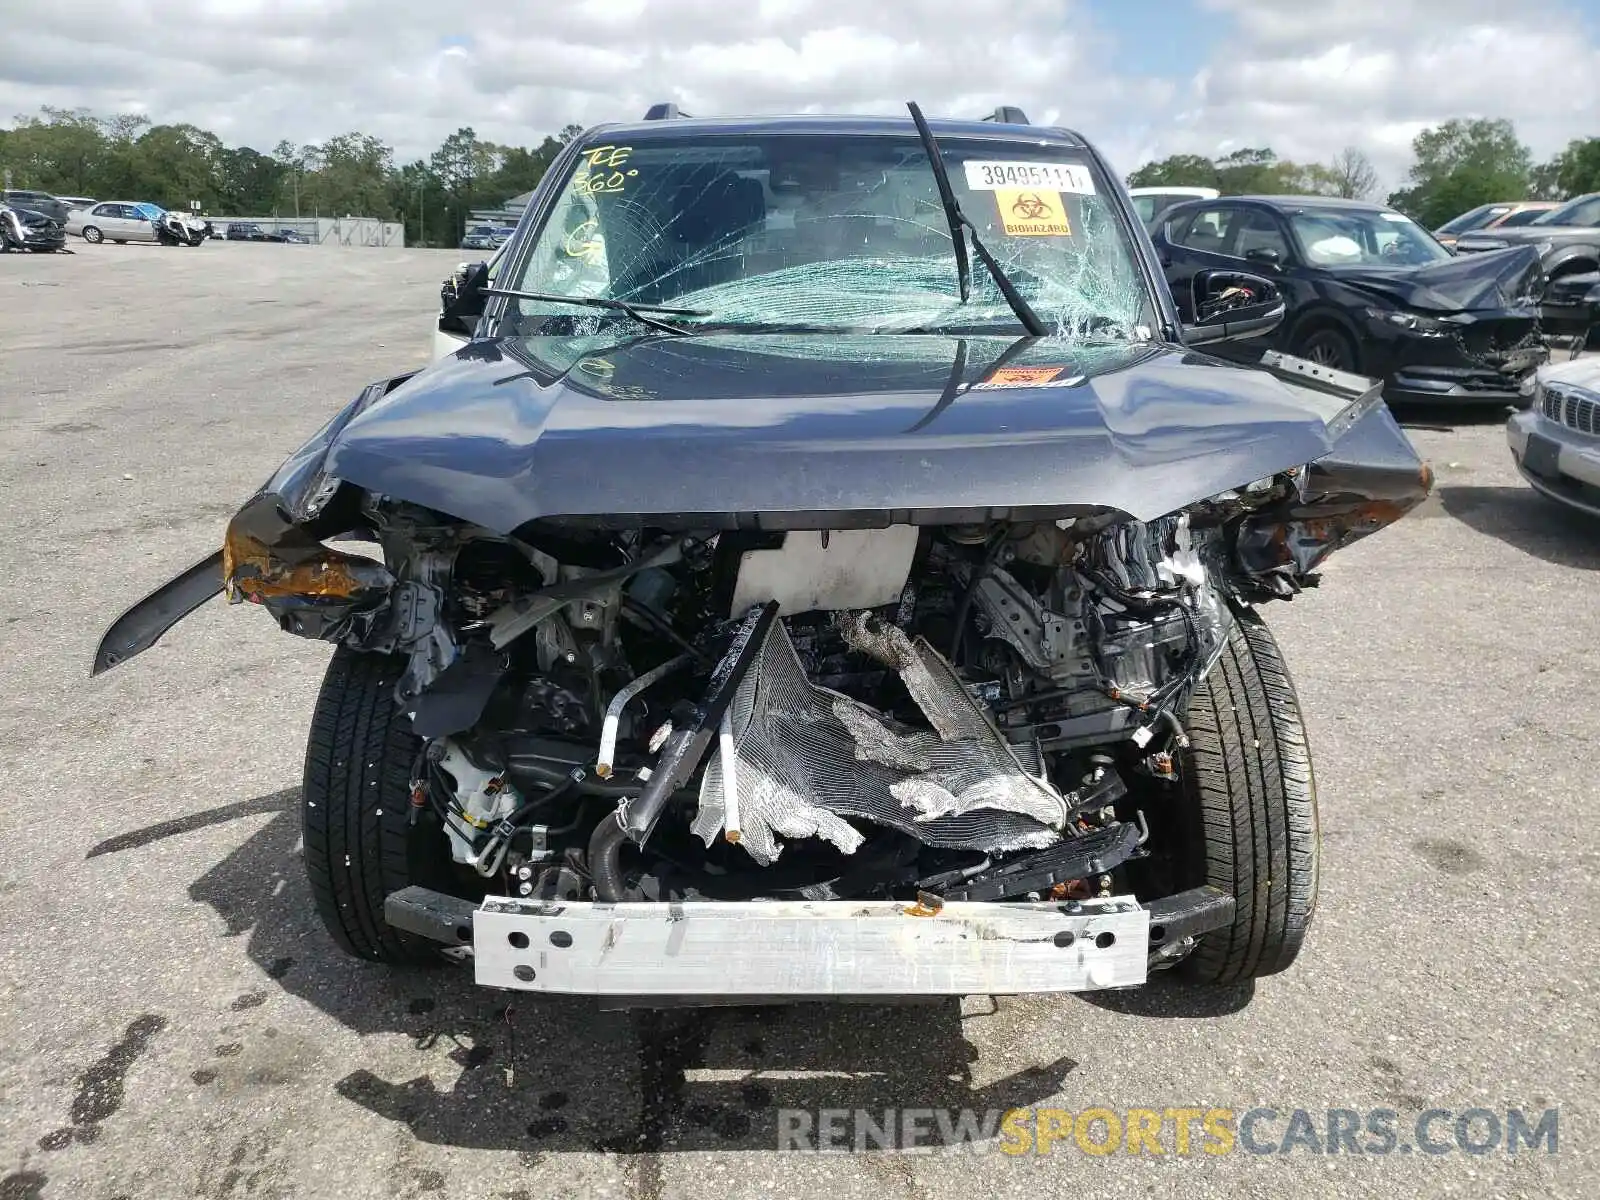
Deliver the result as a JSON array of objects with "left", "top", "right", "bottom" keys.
[
  {"left": 318, "top": 333, "right": 1377, "bottom": 534},
  {"left": 1326, "top": 245, "right": 1544, "bottom": 313}
]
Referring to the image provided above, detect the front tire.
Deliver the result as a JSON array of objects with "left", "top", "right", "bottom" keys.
[
  {"left": 1175, "top": 607, "right": 1319, "bottom": 985},
  {"left": 1293, "top": 324, "right": 1358, "bottom": 373},
  {"left": 82, "top": 226, "right": 103, "bottom": 244},
  {"left": 302, "top": 646, "right": 457, "bottom": 964}
]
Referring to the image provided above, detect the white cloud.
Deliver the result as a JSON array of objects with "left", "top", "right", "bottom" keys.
[
  {"left": 1, "top": 0, "right": 1595, "bottom": 193},
  {"left": 1150, "top": 0, "right": 1600, "bottom": 189},
  {"left": 0, "top": 0, "right": 1167, "bottom": 163}
]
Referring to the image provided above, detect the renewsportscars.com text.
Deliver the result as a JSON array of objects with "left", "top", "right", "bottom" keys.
[{"left": 777, "top": 1106, "right": 1559, "bottom": 1156}]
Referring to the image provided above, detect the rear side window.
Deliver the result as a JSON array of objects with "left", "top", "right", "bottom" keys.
[{"left": 1170, "top": 205, "right": 1238, "bottom": 255}]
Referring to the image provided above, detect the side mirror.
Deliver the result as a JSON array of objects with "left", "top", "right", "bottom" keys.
[
  {"left": 1243, "top": 247, "right": 1282, "bottom": 268},
  {"left": 1182, "top": 269, "right": 1287, "bottom": 347},
  {"left": 439, "top": 261, "right": 490, "bottom": 336}
]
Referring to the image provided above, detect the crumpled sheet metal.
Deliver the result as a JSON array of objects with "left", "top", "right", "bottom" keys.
[{"left": 693, "top": 613, "right": 1066, "bottom": 865}]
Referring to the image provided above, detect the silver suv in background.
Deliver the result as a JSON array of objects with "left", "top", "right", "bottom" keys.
[{"left": 1510, "top": 355, "right": 1600, "bottom": 518}]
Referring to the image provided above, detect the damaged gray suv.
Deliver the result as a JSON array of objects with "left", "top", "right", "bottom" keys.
[{"left": 95, "top": 105, "right": 1432, "bottom": 1004}]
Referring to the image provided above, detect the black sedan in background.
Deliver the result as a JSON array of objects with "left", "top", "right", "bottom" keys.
[
  {"left": 226, "top": 221, "right": 306, "bottom": 243},
  {"left": 0, "top": 204, "right": 68, "bottom": 252},
  {"left": 1152, "top": 195, "right": 1548, "bottom": 405}
]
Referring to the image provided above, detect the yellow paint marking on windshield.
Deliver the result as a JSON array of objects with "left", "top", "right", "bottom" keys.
[
  {"left": 562, "top": 219, "right": 605, "bottom": 264},
  {"left": 996, "top": 189, "right": 1072, "bottom": 237},
  {"left": 575, "top": 145, "right": 638, "bottom": 196},
  {"left": 575, "top": 169, "right": 638, "bottom": 196},
  {"left": 582, "top": 145, "right": 634, "bottom": 169}
]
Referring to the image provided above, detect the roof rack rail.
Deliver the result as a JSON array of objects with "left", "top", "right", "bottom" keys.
[
  {"left": 643, "top": 103, "right": 692, "bottom": 121},
  {"left": 981, "top": 106, "right": 1031, "bottom": 125}
]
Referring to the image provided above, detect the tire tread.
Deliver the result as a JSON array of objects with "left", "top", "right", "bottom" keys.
[
  {"left": 1178, "top": 607, "right": 1319, "bottom": 984},
  {"left": 302, "top": 647, "right": 438, "bottom": 963}
]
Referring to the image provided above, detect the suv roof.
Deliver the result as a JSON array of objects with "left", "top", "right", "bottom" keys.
[{"left": 581, "top": 113, "right": 1086, "bottom": 146}]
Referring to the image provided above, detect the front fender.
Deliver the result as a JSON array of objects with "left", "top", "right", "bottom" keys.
[{"left": 91, "top": 373, "right": 415, "bottom": 676}]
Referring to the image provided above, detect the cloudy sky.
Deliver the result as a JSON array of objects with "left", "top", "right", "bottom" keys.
[{"left": 4, "top": 0, "right": 1599, "bottom": 188}]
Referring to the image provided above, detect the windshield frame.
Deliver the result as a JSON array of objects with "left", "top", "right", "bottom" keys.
[{"left": 486, "top": 124, "right": 1169, "bottom": 342}]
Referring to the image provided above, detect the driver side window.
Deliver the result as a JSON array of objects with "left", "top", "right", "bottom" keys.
[{"left": 1233, "top": 210, "right": 1290, "bottom": 263}]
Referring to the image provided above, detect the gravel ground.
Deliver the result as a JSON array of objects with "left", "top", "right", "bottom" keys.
[{"left": 0, "top": 243, "right": 1595, "bottom": 1200}]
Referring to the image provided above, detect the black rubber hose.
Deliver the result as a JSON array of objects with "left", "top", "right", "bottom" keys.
[
  {"left": 588, "top": 814, "right": 632, "bottom": 902},
  {"left": 949, "top": 528, "right": 1010, "bottom": 662}
]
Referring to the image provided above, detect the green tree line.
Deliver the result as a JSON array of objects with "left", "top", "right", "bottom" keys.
[
  {"left": 1130, "top": 118, "right": 1600, "bottom": 229},
  {"left": 9, "top": 107, "right": 1599, "bottom": 241},
  {"left": 0, "top": 107, "right": 585, "bottom": 246}
]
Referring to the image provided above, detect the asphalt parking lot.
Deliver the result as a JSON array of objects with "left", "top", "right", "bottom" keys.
[{"left": 1, "top": 243, "right": 1596, "bottom": 1200}]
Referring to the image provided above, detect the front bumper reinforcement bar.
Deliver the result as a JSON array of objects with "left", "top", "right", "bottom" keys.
[{"left": 387, "top": 886, "right": 1230, "bottom": 996}]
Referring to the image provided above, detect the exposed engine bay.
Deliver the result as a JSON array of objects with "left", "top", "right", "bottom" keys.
[
  {"left": 223, "top": 470, "right": 1341, "bottom": 911},
  {"left": 89, "top": 330, "right": 1435, "bottom": 994}
]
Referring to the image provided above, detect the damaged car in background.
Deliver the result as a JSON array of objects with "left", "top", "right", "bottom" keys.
[
  {"left": 1450, "top": 191, "right": 1600, "bottom": 352},
  {"left": 95, "top": 106, "right": 1432, "bottom": 1005},
  {"left": 1154, "top": 195, "right": 1549, "bottom": 406},
  {"left": 0, "top": 201, "right": 69, "bottom": 253}
]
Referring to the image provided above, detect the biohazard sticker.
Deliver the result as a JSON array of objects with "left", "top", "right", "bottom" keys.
[
  {"left": 983, "top": 366, "right": 1061, "bottom": 387},
  {"left": 995, "top": 189, "right": 1072, "bottom": 237},
  {"left": 970, "top": 366, "right": 1087, "bottom": 391}
]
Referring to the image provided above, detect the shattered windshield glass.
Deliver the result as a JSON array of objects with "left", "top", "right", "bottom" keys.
[{"left": 503, "top": 132, "right": 1155, "bottom": 338}]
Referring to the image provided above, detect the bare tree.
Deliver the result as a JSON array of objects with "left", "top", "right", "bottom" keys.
[{"left": 1326, "top": 146, "right": 1378, "bottom": 199}]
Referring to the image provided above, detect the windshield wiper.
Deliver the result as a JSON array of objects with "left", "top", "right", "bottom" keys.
[
  {"left": 483, "top": 288, "right": 710, "bottom": 336},
  {"left": 905, "top": 101, "right": 1047, "bottom": 337}
]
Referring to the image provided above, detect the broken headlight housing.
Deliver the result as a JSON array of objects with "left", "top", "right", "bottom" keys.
[{"left": 1365, "top": 307, "right": 1451, "bottom": 337}]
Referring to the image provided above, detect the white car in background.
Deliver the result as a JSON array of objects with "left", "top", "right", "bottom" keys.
[
  {"left": 1129, "top": 185, "right": 1220, "bottom": 230},
  {"left": 1508, "top": 355, "right": 1600, "bottom": 518}
]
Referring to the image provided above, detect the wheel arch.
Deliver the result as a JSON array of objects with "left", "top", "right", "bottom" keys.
[{"left": 1285, "top": 303, "right": 1362, "bottom": 349}]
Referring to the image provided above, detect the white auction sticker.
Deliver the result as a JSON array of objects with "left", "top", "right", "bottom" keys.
[
  {"left": 1379, "top": 211, "right": 1410, "bottom": 222},
  {"left": 963, "top": 160, "right": 1097, "bottom": 196}
]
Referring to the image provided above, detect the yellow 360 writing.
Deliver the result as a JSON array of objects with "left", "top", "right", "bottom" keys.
[{"left": 574, "top": 145, "right": 639, "bottom": 196}]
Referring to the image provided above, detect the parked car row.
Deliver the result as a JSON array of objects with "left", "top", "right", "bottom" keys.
[
  {"left": 1432, "top": 200, "right": 1559, "bottom": 248},
  {"left": 0, "top": 187, "right": 333, "bottom": 251},
  {"left": 460, "top": 223, "right": 516, "bottom": 251}
]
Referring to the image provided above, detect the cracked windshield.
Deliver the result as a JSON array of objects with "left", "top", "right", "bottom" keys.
[{"left": 504, "top": 132, "right": 1155, "bottom": 338}]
